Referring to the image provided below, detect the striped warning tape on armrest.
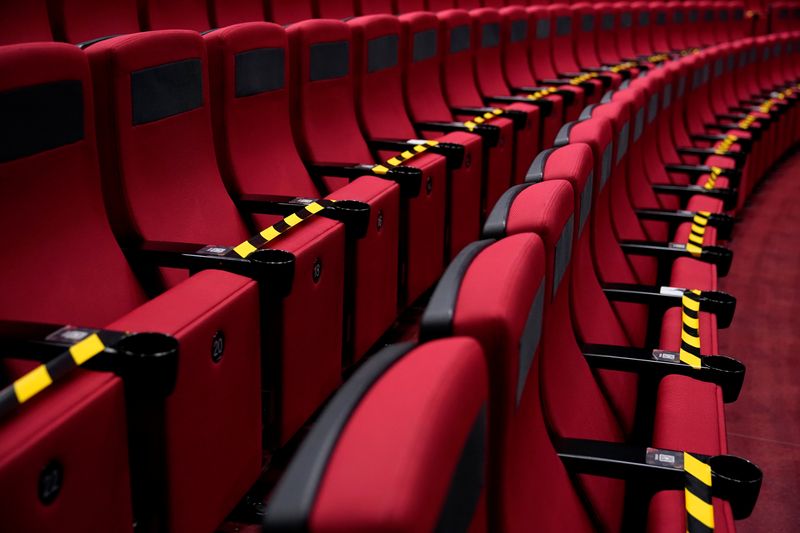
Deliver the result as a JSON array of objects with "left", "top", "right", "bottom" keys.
[
  {"left": 687, "top": 210, "right": 711, "bottom": 250},
  {"left": 231, "top": 199, "right": 336, "bottom": 258},
  {"left": 463, "top": 108, "right": 504, "bottom": 132},
  {"left": 685, "top": 452, "right": 715, "bottom": 532},
  {"left": 372, "top": 139, "right": 439, "bottom": 175},
  {"left": 525, "top": 86, "right": 559, "bottom": 101},
  {"left": 0, "top": 329, "right": 125, "bottom": 420},
  {"left": 679, "top": 289, "right": 703, "bottom": 368}
]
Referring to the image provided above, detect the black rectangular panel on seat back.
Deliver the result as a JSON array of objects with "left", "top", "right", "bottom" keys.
[
  {"left": 236, "top": 48, "right": 284, "bottom": 97},
  {"left": 309, "top": 41, "right": 349, "bottom": 81},
  {"left": 0, "top": 80, "right": 84, "bottom": 163},
  {"left": 131, "top": 58, "right": 203, "bottom": 125}
]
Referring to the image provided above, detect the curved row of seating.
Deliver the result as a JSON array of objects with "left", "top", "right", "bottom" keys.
[{"left": 0, "top": 1, "right": 797, "bottom": 532}]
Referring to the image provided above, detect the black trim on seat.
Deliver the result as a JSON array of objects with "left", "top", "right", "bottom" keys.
[
  {"left": 367, "top": 34, "right": 399, "bottom": 73},
  {"left": 419, "top": 240, "right": 494, "bottom": 342},
  {"left": 309, "top": 41, "right": 349, "bottom": 81},
  {"left": 131, "top": 59, "right": 203, "bottom": 125},
  {"left": 413, "top": 29, "right": 437, "bottom": 63},
  {"left": 235, "top": 48, "right": 284, "bottom": 97},
  {"left": 524, "top": 147, "right": 556, "bottom": 183},
  {"left": 434, "top": 404, "right": 487, "bottom": 533},
  {"left": 263, "top": 341, "right": 416, "bottom": 532},
  {"left": 554, "top": 121, "right": 577, "bottom": 147},
  {"left": 482, "top": 183, "right": 535, "bottom": 239}
]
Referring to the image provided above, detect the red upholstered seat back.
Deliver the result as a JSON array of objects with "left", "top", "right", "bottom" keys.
[
  {"left": 572, "top": 3, "right": 602, "bottom": 68},
  {"left": 348, "top": 15, "right": 419, "bottom": 139},
  {"left": 266, "top": 0, "right": 314, "bottom": 24},
  {"left": 87, "top": 30, "right": 249, "bottom": 248},
  {"left": 0, "top": 42, "right": 147, "bottom": 326},
  {"left": 356, "top": 0, "right": 393, "bottom": 15},
  {"left": 0, "top": 0, "right": 53, "bottom": 44},
  {"left": 527, "top": 6, "right": 558, "bottom": 79},
  {"left": 437, "top": 9, "right": 484, "bottom": 108},
  {"left": 649, "top": 1, "right": 671, "bottom": 53},
  {"left": 399, "top": 11, "right": 457, "bottom": 123},
  {"left": 204, "top": 22, "right": 320, "bottom": 200},
  {"left": 287, "top": 19, "right": 376, "bottom": 185},
  {"left": 498, "top": 6, "right": 537, "bottom": 89},
  {"left": 666, "top": 1, "right": 688, "bottom": 51},
  {"left": 471, "top": 8, "right": 513, "bottom": 98},
  {"left": 594, "top": 2, "right": 622, "bottom": 65},
  {"left": 314, "top": 0, "right": 355, "bottom": 19},
  {"left": 393, "top": 0, "right": 425, "bottom": 13},
  {"left": 547, "top": 5, "right": 581, "bottom": 74},
  {"left": 139, "top": 0, "right": 211, "bottom": 31},
  {"left": 630, "top": 1, "right": 654, "bottom": 56},
  {"left": 50, "top": 0, "right": 139, "bottom": 44},
  {"left": 208, "top": 0, "right": 266, "bottom": 27},
  {"left": 612, "top": 2, "right": 637, "bottom": 60},
  {"left": 427, "top": 0, "right": 456, "bottom": 10}
]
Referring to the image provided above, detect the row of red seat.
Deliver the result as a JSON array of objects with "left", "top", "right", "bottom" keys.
[{"left": 0, "top": 1, "right": 797, "bottom": 532}]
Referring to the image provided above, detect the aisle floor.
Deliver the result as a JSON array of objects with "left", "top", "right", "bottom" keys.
[{"left": 720, "top": 149, "right": 800, "bottom": 532}]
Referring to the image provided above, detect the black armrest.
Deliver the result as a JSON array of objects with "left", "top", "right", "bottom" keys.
[
  {"left": 635, "top": 209, "right": 735, "bottom": 240},
  {"left": 126, "top": 240, "right": 295, "bottom": 297},
  {"left": 704, "top": 123, "right": 762, "bottom": 141},
  {"left": 236, "top": 194, "right": 370, "bottom": 240},
  {"left": 601, "top": 284, "right": 736, "bottom": 327},
  {"left": 677, "top": 147, "right": 746, "bottom": 168},
  {"left": 556, "top": 438, "right": 762, "bottom": 520},
  {"left": 665, "top": 163, "right": 741, "bottom": 182},
  {"left": 619, "top": 241, "right": 733, "bottom": 277},
  {"left": 0, "top": 320, "right": 178, "bottom": 399},
  {"left": 540, "top": 78, "right": 596, "bottom": 96},
  {"left": 367, "top": 138, "right": 465, "bottom": 170},
  {"left": 539, "top": 78, "right": 574, "bottom": 85},
  {"left": 415, "top": 121, "right": 500, "bottom": 148},
  {"left": 652, "top": 182, "right": 738, "bottom": 210},
  {"left": 690, "top": 134, "right": 753, "bottom": 152},
  {"left": 450, "top": 106, "right": 527, "bottom": 130},
  {"left": 739, "top": 99, "right": 763, "bottom": 106},
  {"left": 483, "top": 95, "right": 554, "bottom": 117},
  {"left": 582, "top": 344, "right": 745, "bottom": 402},
  {"left": 307, "top": 162, "right": 421, "bottom": 197}
]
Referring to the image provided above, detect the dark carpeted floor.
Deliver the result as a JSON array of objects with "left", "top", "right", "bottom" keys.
[{"left": 721, "top": 150, "right": 800, "bottom": 532}]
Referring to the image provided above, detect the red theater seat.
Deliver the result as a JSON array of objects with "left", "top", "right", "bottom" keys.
[
  {"left": 0, "top": 42, "right": 262, "bottom": 533},
  {"left": 85, "top": 29, "right": 346, "bottom": 445},
  {"left": 264, "top": 338, "right": 489, "bottom": 532},
  {"left": 265, "top": 0, "right": 314, "bottom": 25},
  {"left": 138, "top": 0, "right": 211, "bottom": 31},
  {"left": 287, "top": 19, "right": 446, "bottom": 307},
  {"left": 208, "top": 0, "right": 266, "bottom": 27},
  {"left": 203, "top": 21, "right": 402, "bottom": 362}
]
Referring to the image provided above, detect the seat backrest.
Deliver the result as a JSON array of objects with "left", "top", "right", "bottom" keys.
[
  {"left": 86, "top": 30, "right": 249, "bottom": 247},
  {"left": 684, "top": 1, "right": 702, "bottom": 48},
  {"left": 0, "top": 42, "right": 147, "bottom": 326},
  {"left": 393, "top": 0, "right": 425, "bottom": 13},
  {"left": 204, "top": 22, "right": 320, "bottom": 200},
  {"left": 649, "top": 1, "right": 671, "bottom": 53},
  {"left": 266, "top": 0, "right": 314, "bottom": 24},
  {"left": 612, "top": 2, "right": 637, "bottom": 60},
  {"left": 572, "top": 3, "right": 602, "bottom": 68},
  {"left": 437, "top": 9, "right": 485, "bottom": 108},
  {"left": 471, "top": 7, "right": 513, "bottom": 98},
  {"left": 208, "top": 0, "right": 266, "bottom": 27},
  {"left": 526, "top": 6, "right": 559, "bottom": 80},
  {"left": 729, "top": 1, "right": 747, "bottom": 40},
  {"left": 264, "top": 338, "right": 489, "bottom": 532},
  {"left": 287, "top": 19, "right": 375, "bottom": 173},
  {"left": 348, "top": 14, "right": 420, "bottom": 139},
  {"left": 630, "top": 1, "right": 654, "bottom": 56},
  {"left": 427, "top": 0, "right": 456, "bottom": 10},
  {"left": 139, "top": 0, "right": 211, "bottom": 31},
  {"left": 498, "top": 5, "right": 538, "bottom": 90},
  {"left": 50, "top": 0, "right": 140, "bottom": 44},
  {"left": 0, "top": 0, "right": 53, "bottom": 44},
  {"left": 420, "top": 232, "right": 597, "bottom": 532},
  {"left": 665, "top": 1, "right": 688, "bottom": 51},
  {"left": 547, "top": 4, "right": 582, "bottom": 74},
  {"left": 314, "top": 0, "right": 355, "bottom": 19},
  {"left": 398, "top": 11, "right": 456, "bottom": 122},
  {"left": 594, "top": 2, "right": 622, "bottom": 65}
]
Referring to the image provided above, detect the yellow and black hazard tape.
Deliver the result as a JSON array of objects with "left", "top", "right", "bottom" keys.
[
  {"left": 684, "top": 452, "right": 715, "bottom": 532},
  {"left": 231, "top": 199, "right": 336, "bottom": 258},
  {"left": 462, "top": 108, "right": 505, "bottom": 132},
  {"left": 700, "top": 165, "right": 725, "bottom": 192},
  {"left": 609, "top": 61, "right": 639, "bottom": 73},
  {"left": 568, "top": 72, "right": 600, "bottom": 86},
  {"left": 372, "top": 139, "right": 439, "bottom": 175},
  {"left": 646, "top": 53, "right": 671, "bottom": 64},
  {"left": 526, "top": 86, "right": 559, "bottom": 102},
  {"left": 688, "top": 210, "right": 711, "bottom": 250},
  {"left": 713, "top": 134, "right": 739, "bottom": 155},
  {"left": 679, "top": 289, "right": 703, "bottom": 368},
  {"left": 0, "top": 330, "right": 122, "bottom": 420}
]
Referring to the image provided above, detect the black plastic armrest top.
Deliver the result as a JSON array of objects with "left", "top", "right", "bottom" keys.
[
  {"left": 601, "top": 283, "right": 736, "bottom": 327},
  {"left": 555, "top": 438, "right": 762, "bottom": 520},
  {"left": 634, "top": 209, "right": 735, "bottom": 240},
  {"left": 125, "top": 240, "right": 295, "bottom": 297},
  {"left": 582, "top": 344, "right": 745, "bottom": 402},
  {"left": 482, "top": 95, "right": 554, "bottom": 117},
  {"left": 690, "top": 134, "right": 753, "bottom": 152},
  {"left": 450, "top": 106, "right": 528, "bottom": 131},
  {"left": 0, "top": 320, "right": 178, "bottom": 397},
  {"left": 415, "top": 121, "right": 500, "bottom": 148},
  {"left": 538, "top": 78, "right": 573, "bottom": 85},
  {"left": 368, "top": 138, "right": 465, "bottom": 170},
  {"left": 677, "top": 147, "right": 747, "bottom": 167},
  {"left": 236, "top": 194, "right": 370, "bottom": 240},
  {"left": 619, "top": 240, "right": 734, "bottom": 277},
  {"left": 539, "top": 77, "right": 596, "bottom": 95},
  {"left": 704, "top": 123, "right": 763, "bottom": 141},
  {"left": 652, "top": 183, "right": 738, "bottom": 211},
  {"left": 307, "top": 162, "right": 421, "bottom": 197}
]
